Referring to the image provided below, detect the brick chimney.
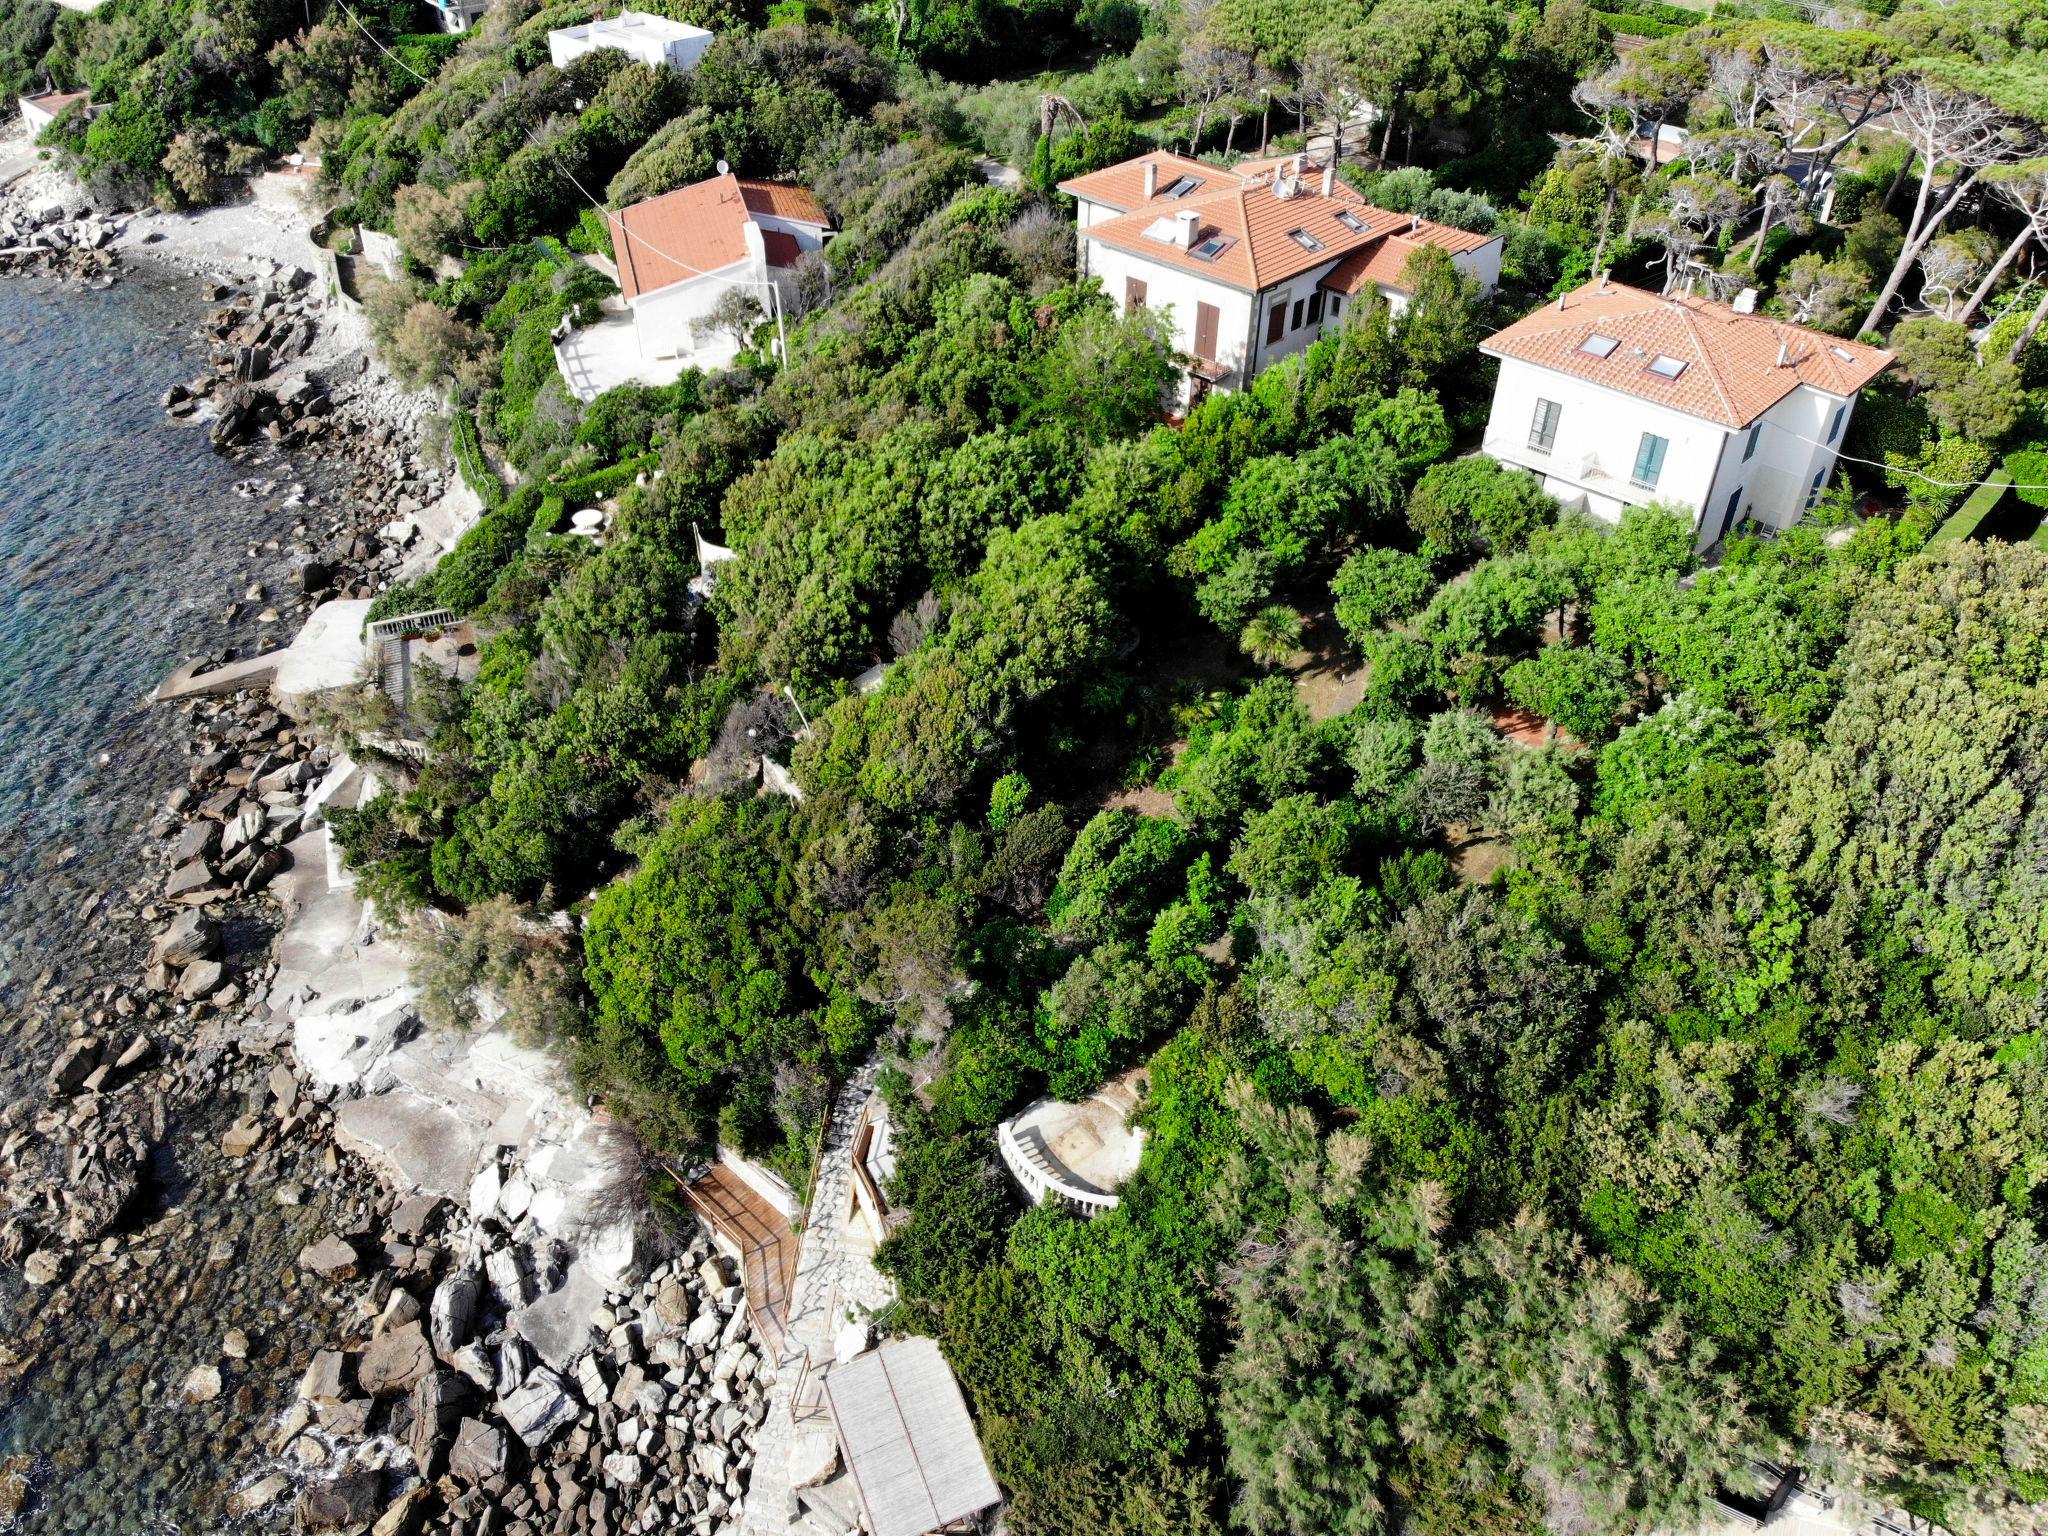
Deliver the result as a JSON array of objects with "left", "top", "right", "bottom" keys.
[
  {"left": 1143, "top": 161, "right": 1158, "bottom": 198},
  {"left": 1321, "top": 162, "right": 1336, "bottom": 198}
]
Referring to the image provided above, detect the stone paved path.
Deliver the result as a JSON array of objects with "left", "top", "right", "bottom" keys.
[{"left": 739, "top": 1059, "right": 896, "bottom": 1535}]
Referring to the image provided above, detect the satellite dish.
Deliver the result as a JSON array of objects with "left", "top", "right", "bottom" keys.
[{"left": 716, "top": 159, "right": 730, "bottom": 176}]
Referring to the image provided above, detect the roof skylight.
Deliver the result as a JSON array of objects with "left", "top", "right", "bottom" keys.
[
  {"left": 1334, "top": 210, "right": 1366, "bottom": 232},
  {"left": 1646, "top": 355, "right": 1688, "bottom": 379},
  {"left": 1287, "top": 228, "right": 1325, "bottom": 251},
  {"left": 1161, "top": 175, "right": 1204, "bottom": 198},
  {"left": 1190, "top": 235, "right": 1234, "bottom": 261},
  {"left": 1579, "top": 334, "right": 1620, "bottom": 358},
  {"left": 1829, "top": 345, "right": 1856, "bottom": 361}
]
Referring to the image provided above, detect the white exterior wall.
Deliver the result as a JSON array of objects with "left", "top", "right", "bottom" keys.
[
  {"left": 1482, "top": 355, "right": 1858, "bottom": 546},
  {"left": 1454, "top": 238, "right": 1502, "bottom": 295},
  {"left": 1483, "top": 356, "right": 1733, "bottom": 528},
  {"left": 630, "top": 255, "right": 764, "bottom": 372},
  {"left": 433, "top": 0, "right": 487, "bottom": 32},
  {"left": 18, "top": 100, "right": 54, "bottom": 133},
  {"left": 1085, "top": 236, "right": 1256, "bottom": 387},
  {"left": 548, "top": 17, "right": 715, "bottom": 71}
]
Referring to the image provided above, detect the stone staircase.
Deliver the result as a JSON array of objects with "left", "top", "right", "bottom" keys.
[{"left": 738, "top": 1061, "right": 897, "bottom": 1536}]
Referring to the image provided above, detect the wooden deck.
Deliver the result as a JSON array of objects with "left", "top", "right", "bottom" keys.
[{"left": 682, "top": 1162, "right": 799, "bottom": 1358}]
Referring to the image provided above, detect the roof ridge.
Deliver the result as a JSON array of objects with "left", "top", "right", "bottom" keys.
[{"left": 1667, "top": 298, "right": 1741, "bottom": 427}]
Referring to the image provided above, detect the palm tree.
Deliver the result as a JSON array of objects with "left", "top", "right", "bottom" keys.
[{"left": 1240, "top": 605, "right": 1305, "bottom": 667}]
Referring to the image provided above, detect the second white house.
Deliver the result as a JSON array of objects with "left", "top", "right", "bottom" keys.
[
  {"left": 547, "top": 10, "right": 715, "bottom": 71},
  {"left": 1059, "top": 149, "right": 1502, "bottom": 407},
  {"left": 1479, "top": 279, "right": 1894, "bottom": 546}
]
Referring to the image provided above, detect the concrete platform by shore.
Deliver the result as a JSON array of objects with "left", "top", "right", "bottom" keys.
[{"left": 154, "top": 597, "right": 372, "bottom": 714}]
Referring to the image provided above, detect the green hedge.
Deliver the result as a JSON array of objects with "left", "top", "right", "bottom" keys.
[
  {"left": 1595, "top": 10, "right": 1696, "bottom": 35},
  {"left": 450, "top": 408, "right": 504, "bottom": 510},
  {"left": 1929, "top": 468, "right": 2011, "bottom": 545},
  {"left": 428, "top": 451, "right": 661, "bottom": 613}
]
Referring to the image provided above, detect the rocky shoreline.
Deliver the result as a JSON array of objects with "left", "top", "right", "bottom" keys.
[{"left": 0, "top": 170, "right": 771, "bottom": 1535}]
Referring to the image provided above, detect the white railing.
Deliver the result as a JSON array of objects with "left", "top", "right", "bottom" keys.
[{"left": 996, "top": 1120, "right": 1119, "bottom": 1216}]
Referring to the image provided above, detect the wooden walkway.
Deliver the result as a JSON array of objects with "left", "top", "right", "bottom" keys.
[{"left": 682, "top": 1163, "right": 799, "bottom": 1358}]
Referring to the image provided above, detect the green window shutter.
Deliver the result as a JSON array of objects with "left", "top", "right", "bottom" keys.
[{"left": 1631, "top": 433, "right": 1668, "bottom": 488}]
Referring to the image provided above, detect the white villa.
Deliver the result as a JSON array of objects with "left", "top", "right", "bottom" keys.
[
  {"left": 1059, "top": 149, "right": 1502, "bottom": 407},
  {"left": 547, "top": 10, "right": 715, "bottom": 71},
  {"left": 1479, "top": 279, "right": 1894, "bottom": 546},
  {"left": 554, "top": 173, "right": 830, "bottom": 401}
]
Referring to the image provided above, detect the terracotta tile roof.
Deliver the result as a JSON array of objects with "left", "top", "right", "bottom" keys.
[
  {"left": 737, "top": 178, "right": 829, "bottom": 226},
  {"left": 21, "top": 89, "right": 89, "bottom": 114},
  {"left": 609, "top": 174, "right": 828, "bottom": 301},
  {"left": 1064, "top": 152, "right": 1497, "bottom": 294},
  {"left": 1055, "top": 150, "right": 1225, "bottom": 213},
  {"left": 1480, "top": 279, "right": 1894, "bottom": 428},
  {"left": 1323, "top": 234, "right": 1466, "bottom": 295}
]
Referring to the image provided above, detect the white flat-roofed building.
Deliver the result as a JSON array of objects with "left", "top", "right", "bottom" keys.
[
  {"left": 1480, "top": 278, "right": 1894, "bottom": 547},
  {"left": 548, "top": 10, "right": 715, "bottom": 71}
]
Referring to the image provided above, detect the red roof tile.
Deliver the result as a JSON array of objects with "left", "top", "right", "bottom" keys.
[
  {"left": 609, "top": 174, "right": 829, "bottom": 301},
  {"left": 1481, "top": 279, "right": 1894, "bottom": 428},
  {"left": 737, "top": 179, "right": 829, "bottom": 226}
]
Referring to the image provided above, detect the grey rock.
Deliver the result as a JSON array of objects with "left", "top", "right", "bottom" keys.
[
  {"left": 46, "top": 1038, "right": 100, "bottom": 1097},
  {"left": 300, "top": 1350, "right": 349, "bottom": 1404},
  {"left": 447, "top": 1417, "right": 507, "bottom": 1484},
  {"left": 407, "top": 1369, "right": 470, "bottom": 1480},
  {"left": 294, "top": 1470, "right": 381, "bottom": 1531},
  {"left": 498, "top": 1365, "right": 580, "bottom": 1449},
  {"left": 358, "top": 1320, "right": 432, "bottom": 1397},
  {"left": 297, "top": 1234, "right": 360, "bottom": 1281},
  {"left": 389, "top": 1193, "right": 441, "bottom": 1241},
  {"left": 146, "top": 909, "right": 218, "bottom": 966},
  {"left": 180, "top": 1364, "right": 222, "bottom": 1403},
  {"left": 486, "top": 1245, "right": 533, "bottom": 1309},
  {"left": 177, "top": 958, "right": 225, "bottom": 1001},
  {"left": 430, "top": 1267, "right": 480, "bottom": 1357}
]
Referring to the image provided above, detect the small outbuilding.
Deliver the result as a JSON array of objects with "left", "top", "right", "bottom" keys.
[
  {"left": 823, "top": 1338, "right": 1001, "bottom": 1536},
  {"left": 18, "top": 89, "right": 90, "bottom": 135},
  {"left": 547, "top": 10, "right": 715, "bottom": 71}
]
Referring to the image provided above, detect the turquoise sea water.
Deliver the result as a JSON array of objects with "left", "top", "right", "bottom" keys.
[
  {"left": 0, "top": 269, "right": 291, "bottom": 1030},
  {"left": 0, "top": 268, "right": 349, "bottom": 1533}
]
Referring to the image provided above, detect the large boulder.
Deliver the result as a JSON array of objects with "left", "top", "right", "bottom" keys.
[
  {"left": 484, "top": 1245, "right": 532, "bottom": 1309},
  {"left": 63, "top": 1140, "right": 145, "bottom": 1242},
  {"left": 298, "top": 1235, "right": 361, "bottom": 1281},
  {"left": 300, "top": 1350, "right": 349, "bottom": 1404},
  {"left": 149, "top": 908, "right": 220, "bottom": 968},
  {"left": 497, "top": 1365, "right": 579, "bottom": 1449},
  {"left": 177, "top": 959, "right": 225, "bottom": 1001},
  {"left": 446, "top": 1418, "right": 507, "bottom": 1485},
  {"left": 46, "top": 1038, "right": 101, "bottom": 1097},
  {"left": 405, "top": 1369, "right": 470, "bottom": 1480},
  {"left": 357, "top": 1320, "right": 431, "bottom": 1397},
  {"left": 429, "top": 1268, "right": 480, "bottom": 1358},
  {"left": 294, "top": 1470, "right": 381, "bottom": 1531}
]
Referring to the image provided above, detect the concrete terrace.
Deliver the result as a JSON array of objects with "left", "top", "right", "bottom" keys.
[
  {"left": 997, "top": 1067, "right": 1148, "bottom": 1213},
  {"left": 553, "top": 296, "right": 737, "bottom": 404}
]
